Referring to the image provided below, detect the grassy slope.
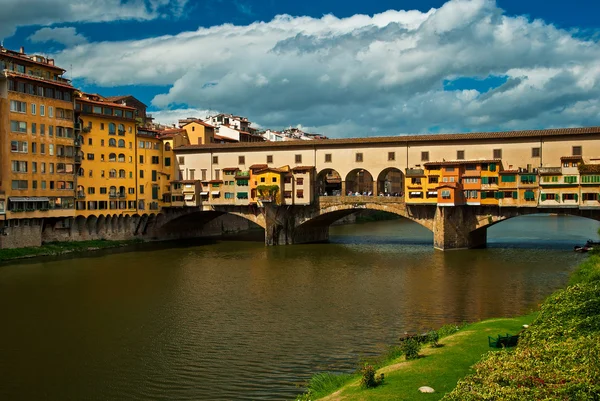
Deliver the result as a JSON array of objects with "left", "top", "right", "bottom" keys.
[
  {"left": 315, "top": 314, "right": 533, "bottom": 401},
  {"left": 0, "top": 239, "right": 142, "bottom": 261}
]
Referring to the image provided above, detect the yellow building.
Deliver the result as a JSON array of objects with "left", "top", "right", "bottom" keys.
[
  {"left": 252, "top": 167, "right": 286, "bottom": 205},
  {"left": 0, "top": 46, "right": 77, "bottom": 245},
  {"left": 136, "top": 128, "right": 173, "bottom": 212},
  {"left": 180, "top": 119, "right": 216, "bottom": 145},
  {"left": 74, "top": 93, "right": 138, "bottom": 216}
]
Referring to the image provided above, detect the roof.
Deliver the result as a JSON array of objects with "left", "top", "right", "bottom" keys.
[
  {"left": 424, "top": 159, "right": 502, "bottom": 167},
  {"left": 499, "top": 170, "right": 519, "bottom": 174},
  {"left": 222, "top": 167, "right": 239, "bottom": 171},
  {"left": 174, "top": 127, "right": 600, "bottom": 153},
  {"left": 0, "top": 46, "right": 65, "bottom": 72},
  {"left": 181, "top": 119, "right": 215, "bottom": 129},
  {"left": 209, "top": 180, "right": 223, "bottom": 183},
  {"left": 249, "top": 164, "right": 268, "bottom": 170},
  {"left": 579, "top": 164, "right": 600, "bottom": 173},
  {"left": 214, "top": 134, "right": 238, "bottom": 143},
  {"left": 105, "top": 95, "right": 148, "bottom": 108},
  {"left": 6, "top": 71, "right": 74, "bottom": 90},
  {"left": 560, "top": 155, "right": 583, "bottom": 161},
  {"left": 159, "top": 128, "right": 187, "bottom": 138},
  {"left": 77, "top": 96, "right": 137, "bottom": 110},
  {"left": 255, "top": 167, "right": 286, "bottom": 174},
  {"left": 292, "top": 166, "right": 315, "bottom": 172},
  {"left": 171, "top": 180, "right": 198, "bottom": 184}
]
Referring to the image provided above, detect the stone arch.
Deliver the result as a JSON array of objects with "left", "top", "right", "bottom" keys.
[
  {"left": 87, "top": 215, "right": 98, "bottom": 236},
  {"left": 96, "top": 215, "right": 106, "bottom": 236},
  {"left": 75, "top": 215, "right": 86, "bottom": 236},
  {"left": 316, "top": 168, "right": 342, "bottom": 196},
  {"left": 124, "top": 214, "right": 133, "bottom": 233},
  {"left": 345, "top": 168, "right": 374, "bottom": 195},
  {"left": 117, "top": 215, "right": 125, "bottom": 233},
  {"left": 376, "top": 167, "right": 404, "bottom": 197}
]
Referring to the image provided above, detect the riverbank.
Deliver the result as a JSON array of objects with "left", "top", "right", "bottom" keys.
[
  {"left": 0, "top": 239, "right": 145, "bottom": 262},
  {"left": 298, "top": 253, "right": 600, "bottom": 400}
]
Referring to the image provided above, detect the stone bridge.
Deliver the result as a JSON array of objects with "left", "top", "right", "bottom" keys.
[{"left": 150, "top": 196, "right": 600, "bottom": 250}]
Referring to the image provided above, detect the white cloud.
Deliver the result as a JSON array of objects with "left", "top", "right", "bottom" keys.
[
  {"left": 0, "top": 0, "right": 188, "bottom": 40},
  {"left": 29, "top": 27, "right": 88, "bottom": 47},
  {"left": 53, "top": 0, "right": 600, "bottom": 137}
]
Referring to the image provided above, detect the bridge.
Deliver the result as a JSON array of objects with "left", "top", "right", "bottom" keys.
[{"left": 148, "top": 195, "right": 600, "bottom": 250}]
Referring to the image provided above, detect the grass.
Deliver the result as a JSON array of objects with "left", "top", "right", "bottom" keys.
[
  {"left": 298, "top": 315, "right": 534, "bottom": 401},
  {"left": 0, "top": 239, "right": 144, "bottom": 262}
]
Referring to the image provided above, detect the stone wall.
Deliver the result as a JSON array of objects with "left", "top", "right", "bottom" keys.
[{"left": 0, "top": 224, "right": 43, "bottom": 248}]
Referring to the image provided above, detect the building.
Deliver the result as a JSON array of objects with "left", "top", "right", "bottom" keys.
[
  {"left": 105, "top": 95, "right": 153, "bottom": 127},
  {"left": 0, "top": 46, "right": 77, "bottom": 246},
  {"left": 179, "top": 119, "right": 216, "bottom": 145},
  {"left": 75, "top": 92, "right": 138, "bottom": 216}
]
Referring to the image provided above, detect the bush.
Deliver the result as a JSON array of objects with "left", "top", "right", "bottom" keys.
[
  {"left": 401, "top": 338, "right": 421, "bottom": 360},
  {"left": 360, "top": 363, "right": 384, "bottom": 389},
  {"left": 427, "top": 330, "right": 440, "bottom": 347}
]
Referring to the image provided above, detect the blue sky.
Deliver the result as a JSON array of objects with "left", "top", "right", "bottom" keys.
[{"left": 2, "top": 0, "right": 600, "bottom": 137}]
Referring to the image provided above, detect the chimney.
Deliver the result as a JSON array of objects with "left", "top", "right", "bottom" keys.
[{"left": 19, "top": 46, "right": 24, "bottom": 54}]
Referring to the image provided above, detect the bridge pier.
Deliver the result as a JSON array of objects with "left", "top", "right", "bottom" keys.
[
  {"left": 264, "top": 204, "right": 329, "bottom": 245},
  {"left": 433, "top": 206, "right": 487, "bottom": 250}
]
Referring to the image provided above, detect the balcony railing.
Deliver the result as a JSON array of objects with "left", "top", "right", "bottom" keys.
[
  {"left": 76, "top": 192, "right": 85, "bottom": 199},
  {"left": 81, "top": 126, "right": 91, "bottom": 134},
  {"left": 118, "top": 130, "right": 125, "bottom": 136},
  {"left": 118, "top": 193, "right": 126, "bottom": 198},
  {"left": 109, "top": 193, "right": 118, "bottom": 199},
  {"left": 538, "top": 167, "right": 562, "bottom": 174}
]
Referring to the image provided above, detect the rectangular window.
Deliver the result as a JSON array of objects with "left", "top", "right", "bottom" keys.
[
  {"left": 178, "top": 156, "right": 185, "bottom": 165},
  {"left": 10, "top": 120, "right": 27, "bottom": 133},
  {"left": 11, "top": 161, "right": 28, "bottom": 173},
  {"left": 501, "top": 175, "right": 516, "bottom": 182},
  {"left": 10, "top": 100, "right": 27, "bottom": 113},
  {"left": 11, "top": 180, "right": 28, "bottom": 190},
  {"left": 139, "top": 155, "right": 144, "bottom": 164},
  {"left": 297, "top": 177, "right": 304, "bottom": 185},
  {"left": 152, "top": 170, "right": 157, "bottom": 181},
  {"left": 139, "top": 185, "right": 144, "bottom": 195},
  {"left": 355, "top": 153, "right": 363, "bottom": 162},
  {"left": 151, "top": 156, "right": 160, "bottom": 164},
  {"left": 532, "top": 147, "right": 540, "bottom": 158},
  {"left": 267, "top": 155, "right": 273, "bottom": 164},
  {"left": 239, "top": 156, "right": 245, "bottom": 165},
  {"left": 421, "top": 151, "right": 429, "bottom": 162},
  {"left": 212, "top": 156, "right": 218, "bottom": 164},
  {"left": 140, "top": 170, "right": 144, "bottom": 179},
  {"left": 457, "top": 150, "right": 465, "bottom": 160},
  {"left": 31, "top": 142, "right": 37, "bottom": 154},
  {"left": 325, "top": 153, "right": 332, "bottom": 163},
  {"left": 31, "top": 123, "right": 36, "bottom": 135},
  {"left": 493, "top": 149, "right": 502, "bottom": 159},
  {"left": 40, "top": 105, "right": 45, "bottom": 116},
  {"left": 296, "top": 189, "right": 304, "bottom": 198},
  {"left": 295, "top": 154, "right": 302, "bottom": 164},
  {"left": 215, "top": 170, "right": 220, "bottom": 180},
  {"left": 48, "top": 106, "right": 53, "bottom": 118},
  {"left": 49, "top": 125, "right": 53, "bottom": 137},
  {"left": 165, "top": 157, "right": 171, "bottom": 167},
  {"left": 388, "top": 152, "right": 395, "bottom": 161},
  {"left": 573, "top": 146, "right": 582, "bottom": 156}
]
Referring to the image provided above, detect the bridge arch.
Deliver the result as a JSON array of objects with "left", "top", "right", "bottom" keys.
[
  {"left": 376, "top": 167, "right": 404, "bottom": 196},
  {"left": 345, "top": 168, "right": 374, "bottom": 195},
  {"left": 317, "top": 168, "right": 342, "bottom": 196}
]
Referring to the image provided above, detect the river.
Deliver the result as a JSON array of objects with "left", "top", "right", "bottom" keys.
[{"left": 0, "top": 215, "right": 597, "bottom": 400}]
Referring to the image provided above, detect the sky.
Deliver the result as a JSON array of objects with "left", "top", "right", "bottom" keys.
[{"left": 2, "top": 0, "right": 600, "bottom": 138}]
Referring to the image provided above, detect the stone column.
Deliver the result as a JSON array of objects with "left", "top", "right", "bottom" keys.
[
  {"left": 433, "top": 205, "right": 486, "bottom": 250},
  {"left": 341, "top": 181, "right": 346, "bottom": 196},
  {"left": 372, "top": 181, "right": 378, "bottom": 195}
]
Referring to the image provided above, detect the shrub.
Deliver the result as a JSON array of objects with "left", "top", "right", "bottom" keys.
[
  {"left": 360, "top": 363, "right": 384, "bottom": 389},
  {"left": 401, "top": 338, "right": 421, "bottom": 360},
  {"left": 427, "top": 330, "right": 440, "bottom": 347}
]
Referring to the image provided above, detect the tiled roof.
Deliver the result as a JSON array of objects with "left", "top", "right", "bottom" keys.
[
  {"left": 249, "top": 164, "right": 268, "bottom": 170},
  {"left": 175, "top": 127, "right": 600, "bottom": 152},
  {"left": 77, "top": 96, "right": 137, "bottom": 110},
  {"left": 0, "top": 46, "right": 65, "bottom": 72},
  {"left": 209, "top": 180, "right": 223, "bottom": 183},
  {"left": 499, "top": 170, "right": 519, "bottom": 174},
  {"left": 171, "top": 180, "right": 198, "bottom": 184},
  {"left": 292, "top": 166, "right": 315, "bottom": 171},
  {"left": 181, "top": 119, "right": 215, "bottom": 128},
  {"left": 6, "top": 71, "right": 74, "bottom": 90},
  {"left": 560, "top": 155, "right": 583, "bottom": 160},
  {"left": 222, "top": 167, "right": 239, "bottom": 171},
  {"left": 579, "top": 164, "right": 600, "bottom": 173},
  {"left": 255, "top": 167, "right": 286, "bottom": 174},
  {"left": 424, "top": 159, "right": 502, "bottom": 167}
]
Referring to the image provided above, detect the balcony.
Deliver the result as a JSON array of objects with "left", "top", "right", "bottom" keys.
[
  {"left": 74, "top": 155, "right": 82, "bottom": 164},
  {"left": 118, "top": 129, "right": 126, "bottom": 136},
  {"left": 76, "top": 192, "right": 85, "bottom": 199},
  {"left": 406, "top": 168, "right": 425, "bottom": 177},
  {"left": 81, "top": 126, "right": 91, "bottom": 134},
  {"left": 74, "top": 123, "right": 82, "bottom": 131},
  {"left": 118, "top": 193, "right": 127, "bottom": 198},
  {"left": 538, "top": 167, "right": 561, "bottom": 175},
  {"left": 109, "top": 193, "right": 118, "bottom": 199}
]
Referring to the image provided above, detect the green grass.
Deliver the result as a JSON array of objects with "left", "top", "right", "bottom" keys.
[
  {"left": 0, "top": 239, "right": 144, "bottom": 262},
  {"left": 296, "top": 316, "right": 533, "bottom": 401}
]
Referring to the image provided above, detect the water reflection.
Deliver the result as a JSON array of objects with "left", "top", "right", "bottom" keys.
[{"left": 0, "top": 215, "right": 597, "bottom": 400}]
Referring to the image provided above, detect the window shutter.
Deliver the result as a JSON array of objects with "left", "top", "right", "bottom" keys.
[
  {"left": 481, "top": 192, "right": 487, "bottom": 199},
  {"left": 541, "top": 193, "right": 546, "bottom": 201},
  {"left": 513, "top": 191, "right": 518, "bottom": 199},
  {"left": 482, "top": 176, "right": 489, "bottom": 184},
  {"left": 575, "top": 194, "right": 579, "bottom": 202}
]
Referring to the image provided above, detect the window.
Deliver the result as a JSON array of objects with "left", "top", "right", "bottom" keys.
[
  {"left": 88, "top": 187, "right": 96, "bottom": 195},
  {"left": 388, "top": 152, "right": 395, "bottom": 161},
  {"left": 40, "top": 144, "right": 45, "bottom": 154},
  {"left": 139, "top": 185, "right": 144, "bottom": 195},
  {"left": 108, "top": 138, "right": 116, "bottom": 147},
  {"left": 421, "top": 151, "right": 429, "bottom": 162},
  {"left": 151, "top": 156, "right": 160, "bottom": 164},
  {"left": 356, "top": 153, "right": 363, "bottom": 162},
  {"left": 165, "top": 157, "right": 171, "bottom": 167},
  {"left": 441, "top": 190, "right": 451, "bottom": 199},
  {"left": 239, "top": 156, "right": 245, "bottom": 165},
  {"left": 215, "top": 170, "right": 220, "bottom": 180},
  {"left": 573, "top": 146, "right": 582, "bottom": 156},
  {"left": 10, "top": 141, "right": 28, "bottom": 153},
  {"left": 31, "top": 103, "right": 36, "bottom": 115},
  {"left": 48, "top": 106, "right": 53, "bottom": 118},
  {"left": 119, "top": 169, "right": 126, "bottom": 178},
  {"left": 118, "top": 139, "right": 125, "bottom": 148},
  {"left": 493, "top": 149, "right": 502, "bottom": 159},
  {"left": 31, "top": 142, "right": 37, "bottom": 154},
  {"left": 296, "top": 189, "right": 304, "bottom": 199},
  {"left": 532, "top": 147, "right": 540, "bottom": 158},
  {"left": 297, "top": 177, "right": 304, "bottom": 185},
  {"left": 267, "top": 155, "right": 273, "bottom": 164},
  {"left": 501, "top": 175, "right": 516, "bottom": 182},
  {"left": 48, "top": 125, "right": 53, "bottom": 136},
  {"left": 295, "top": 154, "right": 302, "bottom": 163},
  {"left": 10, "top": 100, "right": 27, "bottom": 113},
  {"left": 152, "top": 170, "right": 158, "bottom": 181},
  {"left": 40, "top": 105, "right": 45, "bottom": 116},
  {"left": 260, "top": 177, "right": 265, "bottom": 183},
  {"left": 100, "top": 187, "right": 107, "bottom": 194},
  {"left": 139, "top": 155, "right": 144, "bottom": 164},
  {"left": 564, "top": 176, "right": 578, "bottom": 184},
  {"left": 271, "top": 176, "right": 277, "bottom": 183},
  {"left": 10, "top": 120, "right": 27, "bottom": 133},
  {"left": 87, "top": 153, "right": 94, "bottom": 160},
  {"left": 139, "top": 170, "right": 144, "bottom": 179},
  {"left": 201, "top": 169, "right": 207, "bottom": 180},
  {"left": 178, "top": 156, "right": 185, "bottom": 165},
  {"left": 457, "top": 150, "right": 465, "bottom": 160},
  {"left": 325, "top": 153, "right": 332, "bottom": 163},
  {"left": 118, "top": 154, "right": 125, "bottom": 162},
  {"left": 31, "top": 123, "right": 36, "bottom": 135},
  {"left": 212, "top": 156, "right": 218, "bottom": 164},
  {"left": 11, "top": 161, "right": 28, "bottom": 173},
  {"left": 11, "top": 180, "right": 28, "bottom": 190}
]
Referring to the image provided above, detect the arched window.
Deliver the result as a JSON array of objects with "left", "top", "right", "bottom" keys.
[
  {"left": 165, "top": 142, "right": 171, "bottom": 151},
  {"left": 119, "top": 186, "right": 126, "bottom": 194},
  {"left": 119, "top": 169, "right": 126, "bottom": 178},
  {"left": 109, "top": 186, "right": 117, "bottom": 196},
  {"left": 118, "top": 139, "right": 125, "bottom": 148},
  {"left": 77, "top": 168, "right": 84, "bottom": 177},
  {"left": 109, "top": 153, "right": 116, "bottom": 162},
  {"left": 109, "top": 169, "right": 117, "bottom": 178},
  {"left": 108, "top": 123, "right": 116, "bottom": 135},
  {"left": 118, "top": 153, "right": 125, "bottom": 162},
  {"left": 118, "top": 124, "right": 125, "bottom": 135},
  {"left": 77, "top": 185, "right": 84, "bottom": 197},
  {"left": 108, "top": 138, "right": 116, "bottom": 147}
]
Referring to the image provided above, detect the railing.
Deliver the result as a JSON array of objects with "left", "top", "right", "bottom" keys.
[
  {"left": 118, "top": 130, "right": 125, "bottom": 136},
  {"left": 81, "top": 126, "right": 91, "bottom": 133},
  {"left": 76, "top": 192, "right": 85, "bottom": 199},
  {"left": 538, "top": 167, "right": 562, "bottom": 174},
  {"left": 109, "top": 194, "right": 118, "bottom": 199},
  {"left": 318, "top": 195, "right": 405, "bottom": 207},
  {"left": 118, "top": 193, "right": 127, "bottom": 198}
]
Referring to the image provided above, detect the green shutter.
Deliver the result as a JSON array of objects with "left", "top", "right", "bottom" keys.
[
  {"left": 152, "top": 170, "right": 157, "bottom": 182},
  {"left": 513, "top": 191, "right": 518, "bottom": 199},
  {"left": 541, "top": 193, "right": 547, "bottom": 201},
  {"left": 482, "top": 176, "right": 489, "bottom": 184},
  {"left": 151, "top": 186, "right": 158, "bottom": 200},
  {"left": 481, "top": 191, "right": 487, "bottom": 199},
  {"left": 489, "top": 163, "right": 496, "bottom": 172},
  {"left": 575, "top": 194, "right": 579, "bottom": 202}
]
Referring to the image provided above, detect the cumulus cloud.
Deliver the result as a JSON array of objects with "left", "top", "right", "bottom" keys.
[
  {"left": 0, "top": 0, "right": 188, "bottom": 40},
  {"left": 53, "top": 0, "right": 600, "bottom": 137},
  {"left": 29, "top": 27, "right": 88, "bottom": 47}
]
